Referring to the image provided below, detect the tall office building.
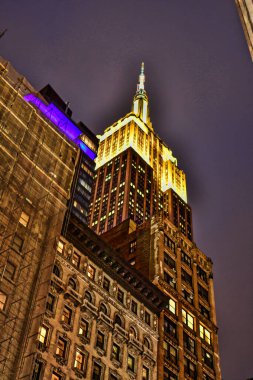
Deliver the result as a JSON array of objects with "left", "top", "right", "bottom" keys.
[
  {"left": 89, "top": 64, "right": 190, "bottom": 237},
  {"left": 91, "top": 65, "right": 222, "bottom": 380},
  {"left": 235, "top": 0, "right": 253, "bottom": 60}
]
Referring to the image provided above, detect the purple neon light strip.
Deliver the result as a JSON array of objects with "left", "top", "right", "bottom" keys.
[{"left": 24, "top": 93, "right": 96, "bottom": 160}]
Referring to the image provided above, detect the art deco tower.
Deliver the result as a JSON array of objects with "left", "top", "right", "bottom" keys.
[
  {"left": 90, "top": 65, "right": 222, "bottom": 380},
  {"left": 89, "top": 64, "right": 191, "bottom": 239}
]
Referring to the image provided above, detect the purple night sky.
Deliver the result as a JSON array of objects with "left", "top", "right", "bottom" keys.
[{"left": 1, "top": 1, "right": 253, "bottom": 379}]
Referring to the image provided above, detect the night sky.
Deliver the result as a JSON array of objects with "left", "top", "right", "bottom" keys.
[{"left": 1, "top": 1, "right": 253, "bottom": 379}]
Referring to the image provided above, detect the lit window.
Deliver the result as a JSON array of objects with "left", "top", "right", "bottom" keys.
[
  {"left": 72, "top": 252, "right": 80, "bottom": 268},
  {"left": 168, "top": 299, "right": 176, "bottom": 314},
  {"left": 200, "top": 324, "right": 211, "bottom": 345},
  {"left": 61, "top": 305, "right": 72, "bottom": 325},
  {"left": 87, "top": 265, "right": 95, "bottom": 280},
  {"left": 57, "top": 240, "right": 64, "bottom": 254},
  {"left": 112, "top": 343, "right": 120, "bottom": 361},
  {"left": 38, "top": 325, "right": 49, "bottom": 346},
  {"left": 52, "top": 373, "right": 61, "bottom": 380},
  {"left": 130, "top": 240, "right": 137, "bottom": 253},
  {"left": 79, "top": 319, "right": 89, "bottom": 337},
  {"left": 202, "top": 348, "right": 213, "bottom": 368},
  {"left": 142, "top": 366, "right": 149, "bottom": 380},
  {"left": 5, "top": 261, "right": 16, "bottom": 280},
  {"left": 74, "top": 349, "right": 85, "bottom": 371},
  {"left": 56, "top": 337, "right": 67, "bottom": 358},
  {"left": 182, "top": 309, "right": 194, "bottom": 330},
  {"left": 19, "top": 212, "right": 30, "bottom": 227},
  {"left": 0, "top": 292, "right": 7, "bottom": 311},
  {"left": 12, "top": 235, "right": 23, "bottom": 252},
  {"left": 127, "top": 354, "right": 135, "bottom": 372}
]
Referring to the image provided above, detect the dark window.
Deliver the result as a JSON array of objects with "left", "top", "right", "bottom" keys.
[
  {"left": 164, "top": 316, "right": 177, "bottom": 339},
  {"left": 202, "top": 348, "right": 213, "bottom": 369},
  {"left": 127, "top": 354, "right": 135, "bottom": 372},
  {"left": 92, "top": 363, "right": 102, "bottom": 380},
  {"left": 182, "top": 289, "right": 193, "bottom": 304},
  {"left": 145, "top": 311, "right": 151, "bottom": 326},
  {"left": 112, "top": 343, "right": 120, "bottom": 361},
  {"left": 46, "top": 293, "right": 55, "bottom": 312},
  {"left": 164, "top": 253, "right": 176, "bottom": 270},
  {"left": 144, "top": 338, "right": 150, "bottom": 349},
  {"left": 183, "top": 333, "right": 195, "bottom": 354},
  {"left": 32, "top": 359, "right": 43, "bottom": 380},
  {"left": 96, "top": 331, "right": 105, "bottom": 349},
  {"left": 13, "top": 235, "right": 23, "bottom": 252},
  {"left": 53, "top": 264, "right": 61, "bottom": 277},
  {"left": 198, "top": 284, "right": 209, "bottom": 302},
  {"left": 200, "top": 304, "right": 210, "bottom": 319},
  {"left": 131, "top": 300, "right": 138, "bottom": 314},
  {"left": 164, "top": 367, "right": 177, "bottom": 380},
  {"left": 68, "top": 278, "right": 76, "bottom": 290},
  {"left": 184, "top": 357, "right": 196, "bottom": 379},
  {"left": 115, "top": 314, "right": 123, "bottom": 327},
  {"left": 56, "top": 337, "right": 67, "bottom": 358},
  {"left": 61, "top": 305, "right": 72, "bottom": 325},
  {"left": 197, "top": 266, "right": 208, "bottom": 283},
  {"left": 164, "top": 341, "right": 177, "bottom": 364},
  {"left": 117, "top": 289, "right": 124, "bottom": 304},
  {"left": 181, "top": 269, "right": 192, "bottom": 287},
  {"left": 164, "top": 235, "right": 175, "bottom": 253},
  {"left": 84, "top": 291, "right": 92, "bottom": 303},
  {"left": 164, "top": 271, "right": 176, "bottom": 288},
  {"left": 52, "top": 373, "right": 62, "bottom": 380},
  {"left": 100, "top": 303, "right": 107, "bottom": 315},
  {"left": 181, "top": 251, "right": 191, "bottom": 267},
  {"left": 5, "top": 261, "right": 16, "bottom": 280},
  {"left": 103, "top": 277, "right": 110, "bottom": 291}
]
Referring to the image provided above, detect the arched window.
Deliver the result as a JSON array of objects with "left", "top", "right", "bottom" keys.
[
  {"left": 100, "top": 303, "right": 107, "bottom": 315},
  {"left": 84, "top": 291, "right": 92, "bottom": 303},
  {"left": 53, "top": 264, "right": 61, "bottom": 278},
  {"left": 129, "top": 326, "right": 137, "bottom": 338},
  {"left": 68, "top": 278, "right": 76, "bottom": 290},
  {"left": 144, "top": 337, "right": 151, "bottom": 350},
  {"left": 115, "top": 314, "right": 123, "bottom": 327}
]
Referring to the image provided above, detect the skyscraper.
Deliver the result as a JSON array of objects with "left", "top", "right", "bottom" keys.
[
  {"left": 235, "top": 0, "right": 253, "bottom": 60},
  {"left": 89, "top": 64, "right": 190, "bottom": 237},
  {"left": 91, "top": 65, "right": 222, "bottom": 379}
]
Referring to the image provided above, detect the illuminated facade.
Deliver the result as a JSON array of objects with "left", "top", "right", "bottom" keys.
[
  {"left": 89, "top": 64, "right": 188, "bottom": 235},
  {"left": 235, "top": 0, "right": 253, "bottom": 60}
]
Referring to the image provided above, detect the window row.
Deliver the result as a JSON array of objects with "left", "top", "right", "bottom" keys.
[{"left": 164, "top": 315, "right": 211, "bottom": 345}]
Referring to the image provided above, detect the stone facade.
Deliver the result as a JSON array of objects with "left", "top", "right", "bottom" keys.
[{"left": 28, "top": 219, "right": 166, "bottom": 380}]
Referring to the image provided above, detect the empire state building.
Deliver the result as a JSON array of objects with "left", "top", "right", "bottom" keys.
[{"left": 89, "top": 64, "right": 192, "bottom": 239}]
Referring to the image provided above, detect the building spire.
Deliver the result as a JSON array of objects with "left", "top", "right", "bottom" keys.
[{"left": 137, "top": 62, "right": 145, "bottom": 93}]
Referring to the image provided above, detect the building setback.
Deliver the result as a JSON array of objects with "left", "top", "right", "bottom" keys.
[{"left": 92, "top": 64, "right": 222, "bottom": 380}]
